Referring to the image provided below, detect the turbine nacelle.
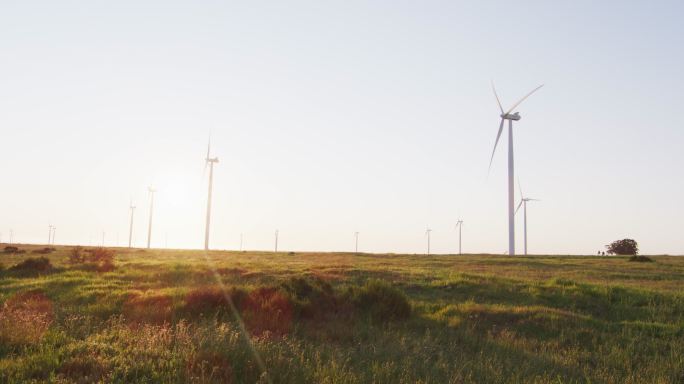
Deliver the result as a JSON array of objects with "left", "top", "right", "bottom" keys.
[
  {"left": 205, "top": 157, "right": 219, "bottom": 164},
  {"left": 501, "top": 112, "right": 521, "bottom": 121}
]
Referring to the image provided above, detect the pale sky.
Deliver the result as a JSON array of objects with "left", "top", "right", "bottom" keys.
[{"left": 1, "top": 0, "right": 683, "bottom": 255}]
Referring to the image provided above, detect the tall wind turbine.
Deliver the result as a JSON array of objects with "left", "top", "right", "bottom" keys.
[
  {"left": 515, "top": 180, "right": 540, "bottom": 256},
  {"left": 204, "top": 138, "right": 219, "bottom": 251},
  {"left": 354, "top": 231, "right": 359, "bottom": 253},
  {"left": 128, "top": 201, "right": 136, "bottom": 248},
  {"left": 489, "top": 82, "right": 544, "bottom": 256},
  {"left": 425, "top": 228, "right": 432, "bottom": 256},
  {"left": 455, "top": 220, "right": 464, "bottom": 255},
  {"left": 147, "top": 187, "right": 156, "bottom": 249},
  {"left": 48, "top": 224, "right": 53, "bottom": 245}
]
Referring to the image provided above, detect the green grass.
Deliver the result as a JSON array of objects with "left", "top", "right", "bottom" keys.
[{"left": 1, "top": 245, "right": 683, "bottom": 383}]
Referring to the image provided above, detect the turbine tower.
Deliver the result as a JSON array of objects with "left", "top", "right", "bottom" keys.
[
  {"left": 425, "top": 228, "right": 432, "bottom": 256},
  {"left": 128, "top": 201, "right": 136, "bottom": 248},
  {"left": 489, "top": 82, "right": 543, "bottom": 256},
  {"left": 147, "top": 187, "right": 156, "bottom": 249},
  {"left": 51, "top": 227, "right": 56, "bottom": 245},
  {"left": 354, "top": 231, "right": 359, "bottom": 253},
  {"left": 515, "top": 180, "right": 540, "bottom": 256},
  {"left": 48, "top": 224, "right": 53, "bottom": 245},
  {"left": 455, "top": 220, "right": 463, "bottom": 255},
  {"left": 204, "top": 138, "right": 219, "bottom": 251},
  {"left": 274, "top": 230, "right": 279, "bottom": 252}
]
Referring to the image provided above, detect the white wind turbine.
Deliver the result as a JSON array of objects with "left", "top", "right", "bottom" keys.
[
  {"left": 515, "top": 180, "right": 540, "bottom": 256},
  {"left": 128, "top": 200, "right": 136, "bottom": 248},
  {"left": 147, "top": 187, "right": 156, "bottom": 249},
  {"left": 489, "top": 82, "right": 544, "bottom": 256},
  {"left": 455, "top": 219, "right": 463, "bottom": 255},
  {"left": 204, "top": 137, "right": 219, "bottom": 251},
  {"left": 425, "top": 228, "right": 432, "bottom": 256}
]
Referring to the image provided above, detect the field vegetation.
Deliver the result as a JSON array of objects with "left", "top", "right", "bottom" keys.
[{"left": 0, "top": 245, "right": 682, "bottom": 383}]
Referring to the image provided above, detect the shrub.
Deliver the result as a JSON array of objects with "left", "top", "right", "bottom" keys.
[
  {"left": 346, "top": 280, "right": 411, "bottom": 323},
  {"left": 184, "top": 286, "right": 248, "bottom": 315},
  {"left": 241, "top": 287, "right": 293, "bottom": 336},
  {"left": 32, "top": 247, "right": 54, "bottom": 254},
  {"left": 68, "top": 246, "right": 85, "bottom": 264},
  {"left": 69, "top": 247, "right": 115, "bottom": 272},
  {"left": 629, "top": 255, "right": 654, "bottom": 263},
  {"left": 87, "top": 248, "right": 115, "bottom": 272},
  {"left": 606, "top": 239, "right": 639, "bottom": 255},
  {"left": 10, "top": 257, "right": 53, "bottom": 273},
  {"left": 3, "top": 246, "right": 19, "bottom": 253},
  {"left": 280, "top": 277, "right": 342, "bottom": 320}
]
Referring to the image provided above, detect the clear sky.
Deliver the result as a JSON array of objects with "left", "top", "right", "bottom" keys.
[{"left": 1, "top": 0, "right": 683, "bottom": 255}]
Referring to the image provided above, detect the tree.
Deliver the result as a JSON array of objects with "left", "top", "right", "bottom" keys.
[{"left": 605, "top": 239, "right": 638, "bottom": 255}]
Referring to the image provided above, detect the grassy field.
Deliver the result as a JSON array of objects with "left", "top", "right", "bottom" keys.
[{"left": 0, "top": 245, "right": 682, "bottom": 383}]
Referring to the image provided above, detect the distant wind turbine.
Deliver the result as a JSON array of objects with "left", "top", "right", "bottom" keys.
[
  {"left": 204, "top": 137, "right": 219, "bottom": 251},
  {"left": 455, "top": 220, "right": 464, "bottom": 255},
  {"left": 51, "top": 227, "right": 56, "bottom": 245},
  {"left": 274, "top": 230, "right": 279, "bottom": 252},
  {"left": 9, "top": 229, "right": 13, "bottom": 244},
  {"left": 239, "top": 233, "right": 244, "bottom": 251},
  {"left": 48, "top": 224, "right": 53, "bottom": 245},
  {"left": 515, "top": 180, "right": 540, "bottom": 256},
  {"left": 489, "top": 82, "right": 544, "bottom": 256},
  {"left": 128, "top": 200, "right": 136, "bottom": 248},
  {"left": 147, "top": 187, "right": 156, "bottom": 249},
  {"left": 354, "top": 231, "right": 359, "bottom": 253},
  {"left": 425, "top": 228, "right": 432, "bottom": 256}
]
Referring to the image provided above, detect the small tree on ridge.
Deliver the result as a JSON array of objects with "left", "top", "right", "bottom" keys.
[{"left": 606, "top": 239, "right": 638, "bottom": 255}]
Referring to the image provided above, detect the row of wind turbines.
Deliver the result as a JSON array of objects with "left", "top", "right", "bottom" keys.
[
  {"left": 200, "top": 82, "right": 543, "bottom": 256},
  {"left": 27, "top": 83, "right": 543, "bottom": 256}
]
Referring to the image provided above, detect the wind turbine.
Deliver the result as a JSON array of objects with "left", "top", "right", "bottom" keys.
[
  {"left": 239, "top": 233, "right": 243, "bottom": 251},
  {"left": 425, "top": 228, "right": 432, "bottom": 256},
  {"left": 9, "top": 229, "right": 13, "bottom": 244},
  {"left": 455, "top": 220, "right": 464, "bottom": 255},
  {"left": 48, "top": 224, "right": 53, "bottom": 245},
  {"left": 147, "top": 187, "right": 156, "bottom": 249},
  {"left": 354, "top": 231, "right": 359, "bottom": 253},
  {"left": 489, "top": 82, "right": 544, "bottom": 256},
  {"left": 128, "top": 200, "right": 136, "bottom": 248},
  {"left": 204, "top": 138, "right": 219, "bottom": 251},
  {"left": 515, "top": 180, "right": 540, "bottom": 256},
  {"left": 274, "top": 230, "right": 279, "bottom": 252}
]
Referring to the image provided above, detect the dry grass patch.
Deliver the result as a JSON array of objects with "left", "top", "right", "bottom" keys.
[
  {"left": 123, "top": 293, "right": 175, "bottom": 325},
  {"left": 0, "top": 290, "right": 54, "bottom": 346}
]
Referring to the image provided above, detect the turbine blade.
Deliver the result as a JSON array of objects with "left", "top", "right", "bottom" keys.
[
  {"left": 488, "top": 118, "right": 505, "bottom": 173},
  {"left": 505, "top": 84, "right": 544, "bottom": 115},
  {"left": 206, "top": 135, "right": 211, "bottom": 159},
  {"left": 491, "top": 80, "right": 503, "bottom": 114},
  {"left": 515, "top": 200, "right": 523, "bottom": 215},
  {"left": 518, "top": 178, "right": 523, "bottom": 199}
]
